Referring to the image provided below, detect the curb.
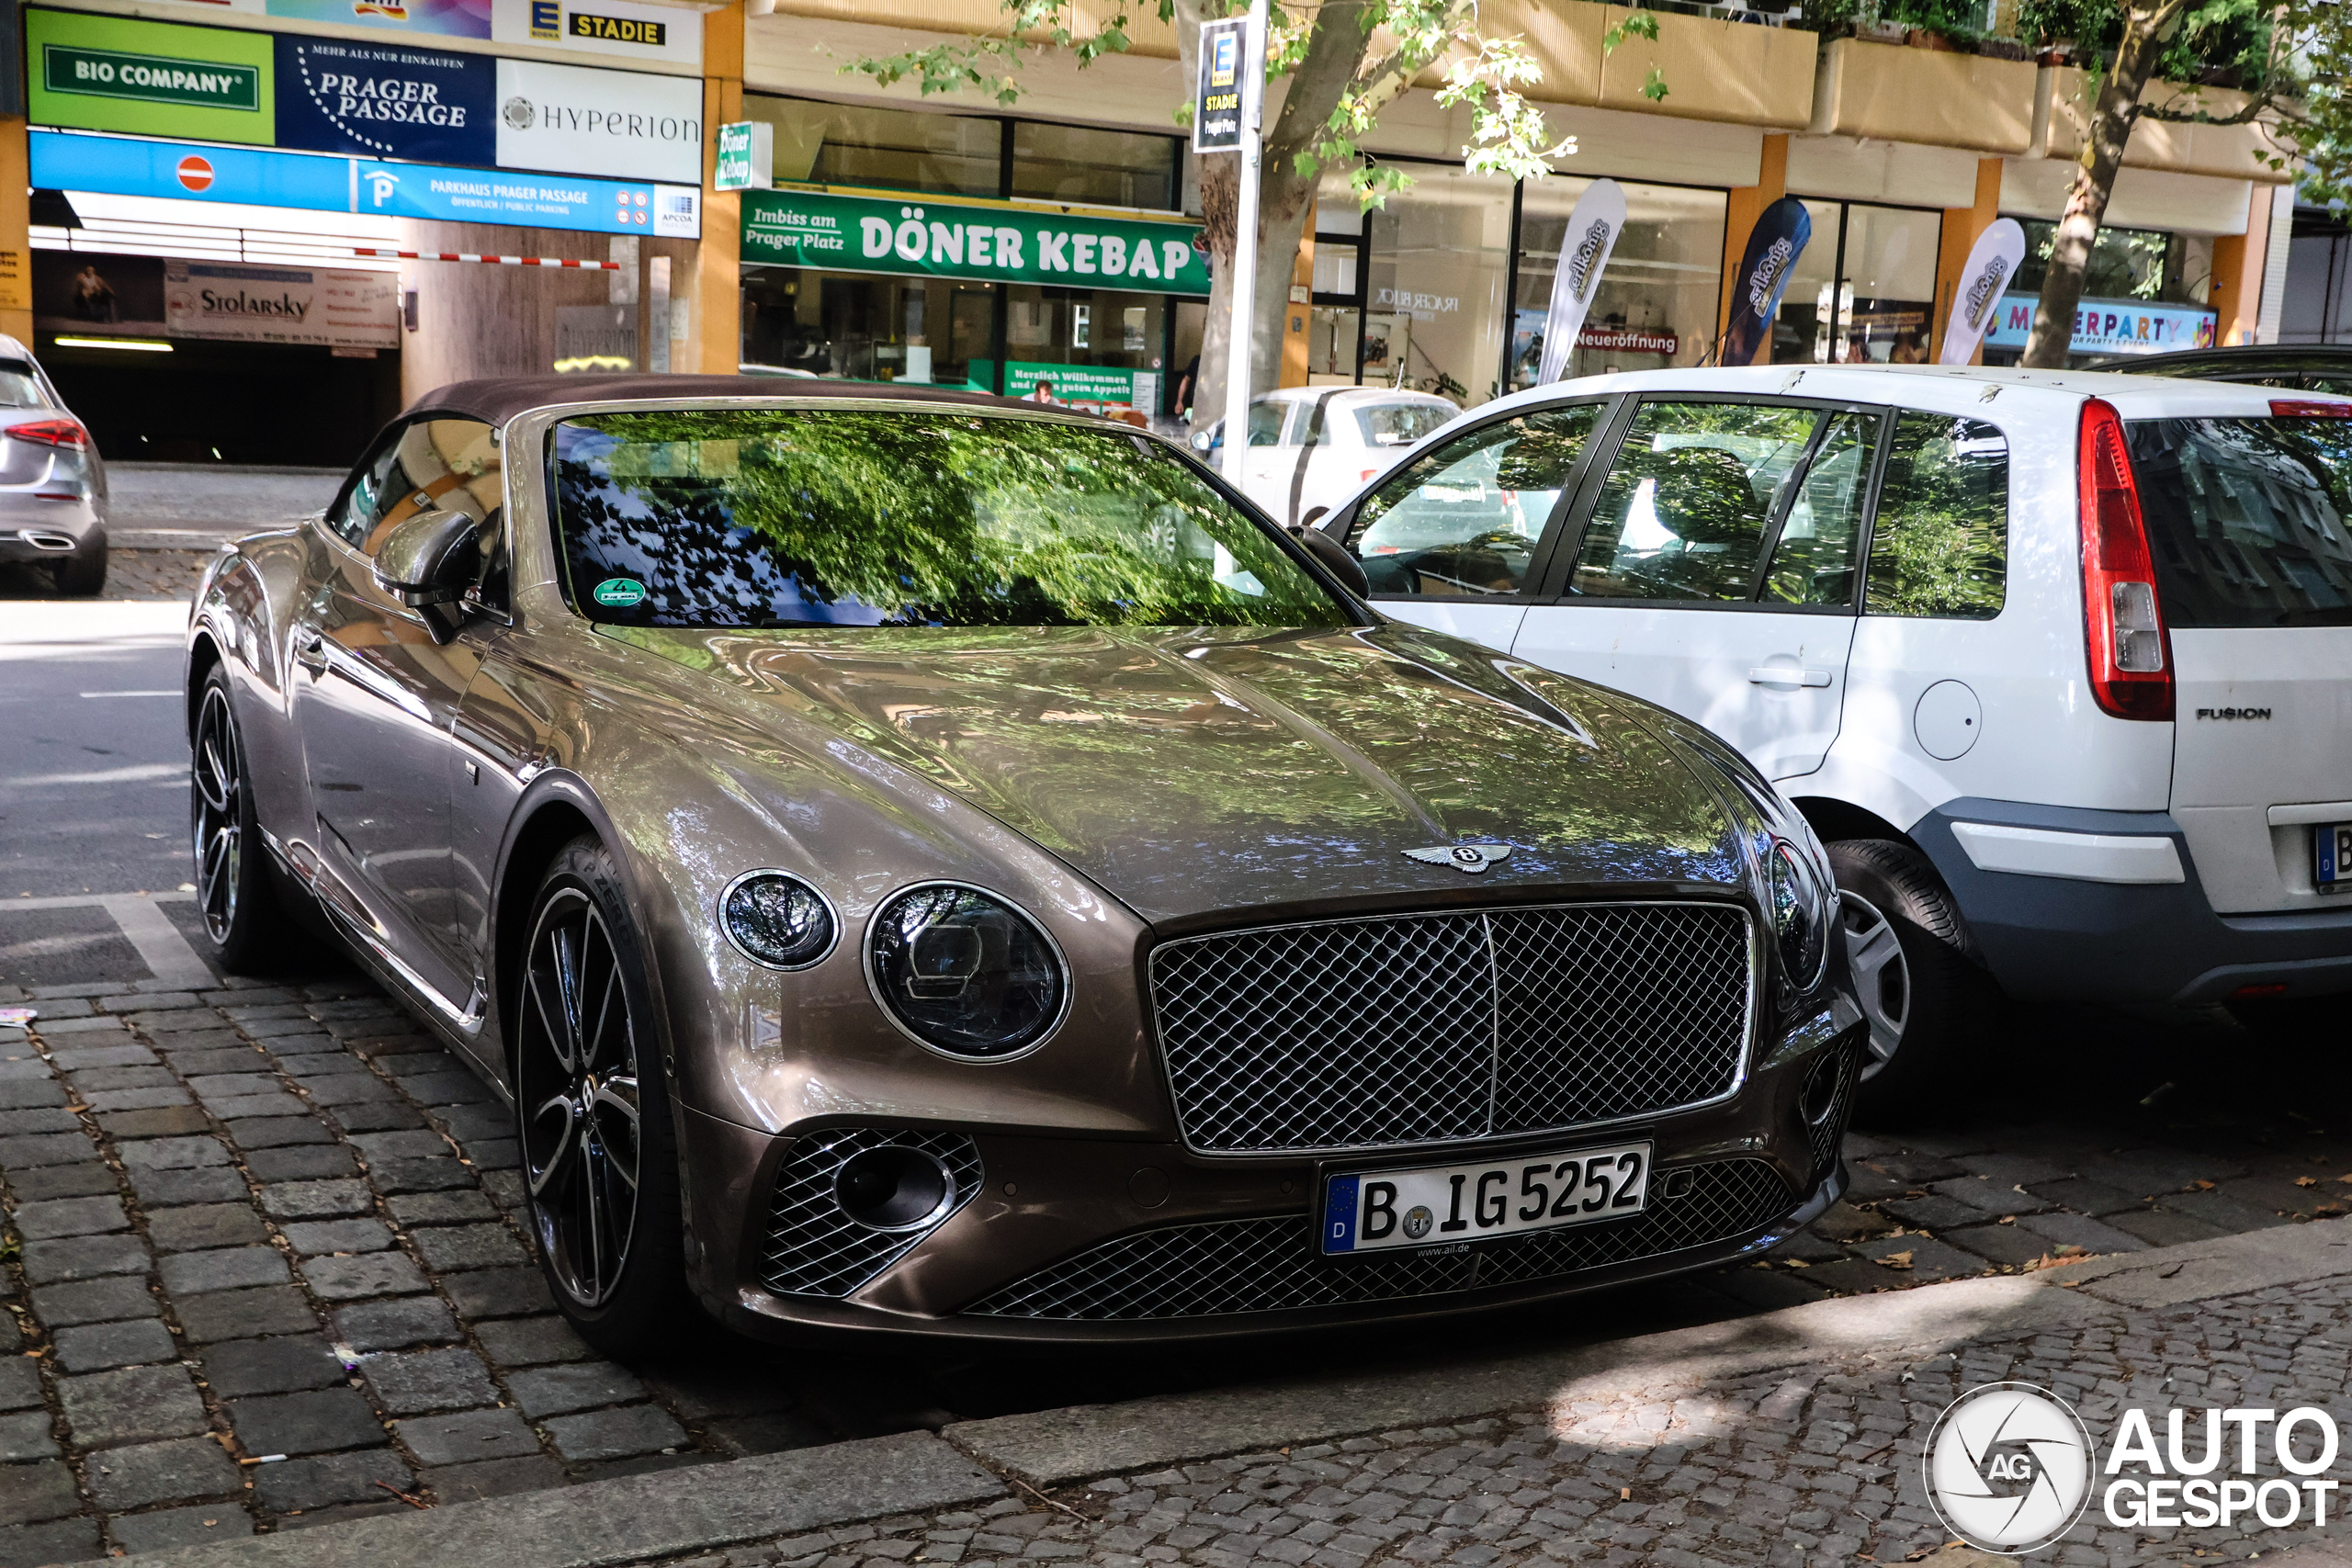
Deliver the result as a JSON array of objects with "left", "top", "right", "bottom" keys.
[
  {"left": 108, "top": 1215, "right": 2352, "bottom": 1567},
  {"left": 128, "top": 1431, "right": 1004, "bottom": 1568}
]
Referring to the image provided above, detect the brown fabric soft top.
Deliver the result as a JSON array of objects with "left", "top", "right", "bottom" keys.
[{"left": 401, "top": 373, "right": 1035, "bottom": 427}]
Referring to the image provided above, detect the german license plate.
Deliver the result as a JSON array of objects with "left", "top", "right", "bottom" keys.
[
  {"left": 1320, "top": 1140, "right": 1651, "bottom": 1257},
  {"left": 2316, "top": 825, "right": 2352, "bottom": 892}
]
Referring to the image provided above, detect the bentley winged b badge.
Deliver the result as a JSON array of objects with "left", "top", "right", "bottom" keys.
[{"left": 1405, "top": 843, "right": 1514, "bottom": 874}]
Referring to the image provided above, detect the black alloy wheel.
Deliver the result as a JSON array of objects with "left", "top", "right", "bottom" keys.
[
  {"left": 189, "top": 668, "right": 297, "bottom": 972},
  {"left": 514, "top": 836, "right": 685, "bottom": 1353}
]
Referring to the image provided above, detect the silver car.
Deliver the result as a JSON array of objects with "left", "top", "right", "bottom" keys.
[{"left": 0, "top": 333, "right": 107, "bottom": 594}]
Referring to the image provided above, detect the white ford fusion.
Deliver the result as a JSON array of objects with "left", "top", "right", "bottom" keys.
[{"left": 1318, "top": 363, "right": 2352, "bottom": 1114}]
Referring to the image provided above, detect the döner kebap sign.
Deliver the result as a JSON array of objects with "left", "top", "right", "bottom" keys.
[{"left": 742, "top": 189, "right": 1209, "bottom": 297}]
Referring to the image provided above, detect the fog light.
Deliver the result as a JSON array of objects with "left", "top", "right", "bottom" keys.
[
  {"left": 832, "top": 1145, "right": 956, "bottom": 1232},
  {"left": 1801, "top": 1052, "right": 1842, "bottom": 1129}
]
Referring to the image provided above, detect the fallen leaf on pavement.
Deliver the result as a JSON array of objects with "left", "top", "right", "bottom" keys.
[
  {"left": 2297, "top": 1176, "right": 2320, "bottom": 1188},
  {"left": 1882, "top": 1250, "right": 1915, "bottom": 1269},
  {"left": 2190, "top": 1179, "right": 2215, "bottom": 1190}
]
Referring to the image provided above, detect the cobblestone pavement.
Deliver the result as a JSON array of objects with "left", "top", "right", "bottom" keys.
[
  {"left": 628, "top": 1271, "right": 2352, "bottom": 1568},
  {"left": 0, "top": 975, "right": 965, "bottom": 1564},
  {"left": 0, "top": 550, "right": 208, "bottom": 603}
]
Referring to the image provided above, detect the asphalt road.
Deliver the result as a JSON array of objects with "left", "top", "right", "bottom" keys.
[{"left": 0, "top": 603, "right": 195, "bottom": 899}]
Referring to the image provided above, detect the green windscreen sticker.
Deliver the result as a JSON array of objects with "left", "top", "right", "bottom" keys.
[{"left": 592, "top": 578, "right": 646, "bottom": 608}]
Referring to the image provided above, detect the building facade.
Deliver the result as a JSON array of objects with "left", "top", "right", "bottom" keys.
[{"left": 0, "top": 0, "right": 2297, "bottom": 457}]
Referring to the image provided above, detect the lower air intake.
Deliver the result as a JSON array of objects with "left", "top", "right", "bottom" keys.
[
  {"left": 759, "top": 1127, "right": 982, "bottom": 1298},
  {"left": 963, "top": 1157, "right": 1794, "bottom": 1321}
]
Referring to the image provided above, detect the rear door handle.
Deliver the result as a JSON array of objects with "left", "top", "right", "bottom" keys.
[{"left": 1749, "top": 666, "right": 1833, "bottom": 688}]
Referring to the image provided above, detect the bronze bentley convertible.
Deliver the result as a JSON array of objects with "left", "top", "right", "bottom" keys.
[{"left": 185, "top": 376, "right": 1861, "bottom": 1353}]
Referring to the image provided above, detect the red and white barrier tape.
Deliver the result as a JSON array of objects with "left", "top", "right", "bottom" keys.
[{"left": 355, "top": 248, "right": 621, "bottom": 270}]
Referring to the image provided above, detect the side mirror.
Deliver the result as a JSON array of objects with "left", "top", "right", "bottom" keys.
[
  {"left": 373, "top": 509, "right": 482, "bottom": 609},
  {"left": 1298, "top": 505, "right": 1329, "bottom": 528},
  {"left": 1293, "top": 525, "right": 1370, "bottom": 599}
]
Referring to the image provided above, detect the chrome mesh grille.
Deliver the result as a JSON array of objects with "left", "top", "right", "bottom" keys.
[
  {"left": 759, "top": 1127, "right": 982, "bottom": 1298},
  {"left": 1150, "top": 903, "right": 1753, "bottom": 1155},
  {"left": 964, "top": 1157, "right": 1794, "bottom": 1321}
]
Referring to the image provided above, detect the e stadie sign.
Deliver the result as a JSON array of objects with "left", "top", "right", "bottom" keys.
[{"left": 1193, "top": 17, "right": 1245, "bottom": 154}]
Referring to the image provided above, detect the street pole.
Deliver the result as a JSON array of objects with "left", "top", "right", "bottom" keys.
[{"left": 1217, "top": 0, "right": 1265, "bottom": 488}]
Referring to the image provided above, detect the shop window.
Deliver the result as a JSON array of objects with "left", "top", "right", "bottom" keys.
[
  {"left": 1510, "top": 179, "right": 1726, "bottom": 389},
  {"left": 1363, "top": 166, "right": 1513, "bottom": 409},
  {"left": 749, "top": 96, "right": 1000, "bottom": 197},
  {"left": 1573, "top": 400, "right": 1817, "bottom": 602},
  {"left": 1865, "top": 413, "right": 2009, "bottom": 619},
  {"left": 739, "top": 268, "right": 995, "bottom": 389},
  {"left": 1001, "top": 285, "right": 1167, "bottom": 418},
  {"left": 2010, "top": 220, "right": 2212, "bottom": 308},
  {"left": 1012, "top": 122, "right": 1181, "bottom": 211},
  {"left": 1772, "top": 202, "right": 1940, "bottom": 365},
  {"left": 1344, "top": 406, "right": 1600, "bottom": 597}
]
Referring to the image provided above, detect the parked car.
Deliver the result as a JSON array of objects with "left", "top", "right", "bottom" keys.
[
  {"left": 185, "top": 376, "right": 1860, "bottom": 1348},
  {"left": 0, "top": 333, "right": 107, "bottom": 594},
  {"left": 1318, "top": 364, "right": 2352, "bottom": 1117},
  {"left": 1194, "top": 387, "right": 1457, "bottom": 525},
  {"left": 2091, "top": 344, "right": 2352, "bottom": 395}
]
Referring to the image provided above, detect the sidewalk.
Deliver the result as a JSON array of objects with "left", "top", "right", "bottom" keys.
[{"left": 85, "top": 1206, "right": 2352, "bottom": 1568}]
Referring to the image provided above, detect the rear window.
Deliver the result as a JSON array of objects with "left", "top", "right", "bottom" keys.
[
  {"left": 1357, "top": 403, "right": 1450, "bottom": 448},
  {"left": 0, "top": 360, "right": 50, "bottom": 410},
  {"left": 2130, "top": 417, "right": 2352, "bottom": 627}
]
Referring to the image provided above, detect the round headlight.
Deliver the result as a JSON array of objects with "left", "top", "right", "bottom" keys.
[
  {"left": 720, "top": 871, "right": 838, "bottom": 971},
  {"left": 865, "top": 884, "right": 1068, "bottom": 1059},
  {"left": 1769, "top": 840, "right": 1829, "bottom": 990}
]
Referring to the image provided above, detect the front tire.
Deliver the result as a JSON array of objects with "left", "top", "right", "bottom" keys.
[
  {"left": 190, "top": 668, "right": 299, "bottom": 973},
  {"left": 514, "top": 836, "right": 687, "bottom": 1357},
  {"left": 1829, "top": 838, "right": 1997, "bottom": 1124}
]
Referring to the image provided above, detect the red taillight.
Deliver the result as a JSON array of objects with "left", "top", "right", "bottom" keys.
[
  {"left": 2078, "top": 398, "right": 2173, "bottom": 722},
  {"left": 2272, "top": 400, "right": 2352, "bottom": 419},
  {"left": 8, "top": 419, "right": 88, "bottom": 450}
]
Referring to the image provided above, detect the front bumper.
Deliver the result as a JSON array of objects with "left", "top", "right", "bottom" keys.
[
  {"left": 1914, "top": 798, "right": 2352, "bottom": 1005},
  {"left": 677, "top": 1024, "right": 1861, "bottom": 1345}
]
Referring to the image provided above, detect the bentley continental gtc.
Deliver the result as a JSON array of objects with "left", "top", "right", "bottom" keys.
[{"left": 185, "top": 376, "right": 1861, "bottom": 1352}]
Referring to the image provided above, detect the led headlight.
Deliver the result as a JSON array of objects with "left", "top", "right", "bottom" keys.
[
  {"left": 865, "top": 884, "right": 1068, "bottom": 1059},
  {"left": 1769, "top": 838, "right": 1831, "bottom": 991},
  {"left": 720, "top": 871, "right": 838, "bottom": 971}
]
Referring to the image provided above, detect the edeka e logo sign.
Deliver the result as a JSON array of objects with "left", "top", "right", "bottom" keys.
[
  {"left": 274, "top": 35, "right": 494, "bottom": 166},
  {"left": 28, "top": 8, "right": 276, "bottom": 146},
  {"left": 742, "top": 191, "right": 1209, "bottom": 298}
]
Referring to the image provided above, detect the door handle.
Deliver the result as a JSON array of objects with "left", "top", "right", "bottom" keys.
[
  {"left": 296, "top": 636, "right": 331, "bottom": 674},
  {"left": 1749, "top": 666, "right": 1833, "bottom": 689}
]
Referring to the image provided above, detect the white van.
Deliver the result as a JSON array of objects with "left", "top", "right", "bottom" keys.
[{"left": 1317, "top": 364, "right": 2352, "bottom": 1114}]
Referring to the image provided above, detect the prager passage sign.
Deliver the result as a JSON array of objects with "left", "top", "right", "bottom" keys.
[{"left": 743, "top": 190, "right": 1209, "bottom": 298}]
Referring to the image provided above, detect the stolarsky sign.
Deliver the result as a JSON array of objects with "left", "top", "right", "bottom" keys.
[
  {"left": 164, "top": 258, "right": 399, "bottom": 348},
  {"left": 743, "top": 189, "right": 1209, "bottom": 298}
]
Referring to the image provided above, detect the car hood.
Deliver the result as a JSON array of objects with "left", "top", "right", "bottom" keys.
[{"left": 606, "top": 622, "right": 1747, "bottom": 926}]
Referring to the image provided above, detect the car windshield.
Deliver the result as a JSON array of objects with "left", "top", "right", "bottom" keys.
[
  {"left": 2130, "top": 415, "right": 2352, "bottom": 627},
  {"left": 549, "top": 407, "right": 1351, "bottom": 629}
]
